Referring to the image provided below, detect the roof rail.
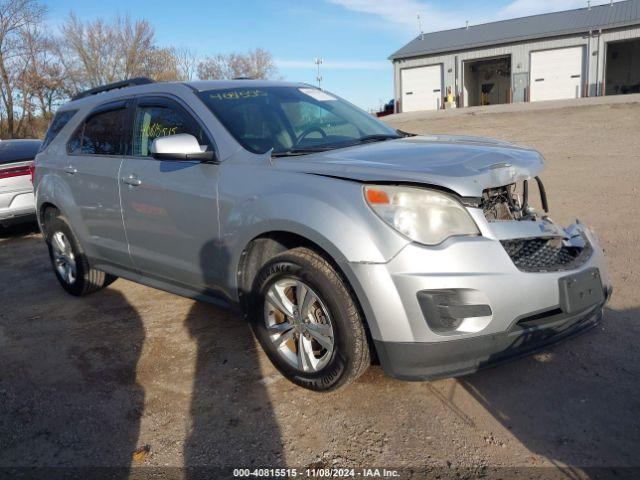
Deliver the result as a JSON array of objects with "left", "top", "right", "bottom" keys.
[
  {"left": 233, "top": 76, "right": 255, "bottom": 80},
  {"left": 71, "top": 77, "right": 154, "bottom": 101}
]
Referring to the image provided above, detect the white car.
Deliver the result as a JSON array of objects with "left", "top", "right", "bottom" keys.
[{"left": 0, "top": 139, "right": 41, "bottom": 228}]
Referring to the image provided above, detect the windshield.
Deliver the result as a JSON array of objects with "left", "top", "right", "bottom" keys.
[{"left": 199, "top": 86, "right": 400, "bottom": 156}]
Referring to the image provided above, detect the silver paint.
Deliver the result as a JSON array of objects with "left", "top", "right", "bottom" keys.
[{"left": 34, "top": 80, "right": 610, "bottom": 366}]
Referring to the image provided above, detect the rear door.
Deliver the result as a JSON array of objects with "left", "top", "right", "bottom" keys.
[
  {"left": 530, "top": 47, "right": 584, "bottom": 102},
  {"left": 65, "top": 101, "right": 132, "bottom": 270},
  {"left": 119, "top": 95, "right": 220, "bottom": 292},
  {"left": 401, "top": 65, "right": 443, "bottom": 112}
]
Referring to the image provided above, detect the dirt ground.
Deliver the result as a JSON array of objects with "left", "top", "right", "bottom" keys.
[{"left": 1, "top": 98, "right": 639, "bottom": 479}]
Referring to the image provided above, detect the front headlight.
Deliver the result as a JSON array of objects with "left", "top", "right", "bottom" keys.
[{"left": 364, "top": 185, "right": 480, "bottom": 245}]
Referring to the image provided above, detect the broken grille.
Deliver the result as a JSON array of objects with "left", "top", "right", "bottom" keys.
[{"left": 501, "top": 235, "right": 592, "bottom": 272}]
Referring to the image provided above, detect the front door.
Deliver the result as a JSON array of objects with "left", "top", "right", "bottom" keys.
[{"left": 119, "top": 96, "right": 220, "bottom": 292}]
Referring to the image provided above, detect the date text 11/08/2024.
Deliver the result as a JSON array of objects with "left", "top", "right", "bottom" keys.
[{"left": 232, "top": 468, "right": 401, "bottom": 478}]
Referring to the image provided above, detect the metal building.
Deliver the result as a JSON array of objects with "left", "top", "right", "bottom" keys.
[{"left": 390, "top": 0, "right": 640, "bottom": 112}]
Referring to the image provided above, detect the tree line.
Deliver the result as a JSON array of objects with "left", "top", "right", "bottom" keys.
[{"left": 0, "top": 0, "right": 279, "bottom": 139}]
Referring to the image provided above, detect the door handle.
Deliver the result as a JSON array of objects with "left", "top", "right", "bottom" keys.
[
  {"left": 122, "top": 174, "right": 142, "bottom": 187},
  {"left": 63, "top": 166, "right": 78, "bottom": 175}
]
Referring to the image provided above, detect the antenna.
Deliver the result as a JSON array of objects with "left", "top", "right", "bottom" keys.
[
  {"left": 588, "top": 0, "right": 591, "bottom": 10},
  {"left": 417, "top": 13, "right": 423, "bottom": 39},
  {"left": 314, "top": 58, "right": 323, "bottom": 90},
  {"left": 465, "top": 20, "right": 469, "bottom": 30}
]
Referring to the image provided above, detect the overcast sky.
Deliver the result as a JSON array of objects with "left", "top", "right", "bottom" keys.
[{"left": 43, "top": 0, "right": 617, "bottom": 110}]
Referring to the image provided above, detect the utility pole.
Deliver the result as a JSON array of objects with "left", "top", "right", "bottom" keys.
[{"left": 315, "top": 58, "right": 324, "bottom": 89}]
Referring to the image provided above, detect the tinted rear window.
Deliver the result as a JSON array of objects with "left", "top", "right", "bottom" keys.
[
  {"left": 0, "top": 140, "right": 42, "bottom": 165},
  {"left": 40, "top": 110, "right": 77, "bottom": 152},
  {"left": 68, "top": 108, "right": 126, "bottom": 156}
]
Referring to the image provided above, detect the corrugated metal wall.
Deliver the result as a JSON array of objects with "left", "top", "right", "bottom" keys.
[{"left": 392, "top": 25, "right": 640, "bottom": 111}]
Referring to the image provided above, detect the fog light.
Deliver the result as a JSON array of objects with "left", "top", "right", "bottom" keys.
[{"left": 417, "top": 289, "right": 492, "bottom": 334}]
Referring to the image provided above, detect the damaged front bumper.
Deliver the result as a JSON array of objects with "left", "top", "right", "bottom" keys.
[
  {"left": 373, "top": 303, "right": 606, "bottom": 381},
  {"left": 348, "top": 218, "right": 612, "bottom": 381}
]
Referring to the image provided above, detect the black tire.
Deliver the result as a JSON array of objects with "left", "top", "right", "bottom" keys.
[
  {"left": 43, "top": 210, "right": 117, "bottom": 296},
  {"left": 249, "top": 247, "right": 370, "bottom": 391}
]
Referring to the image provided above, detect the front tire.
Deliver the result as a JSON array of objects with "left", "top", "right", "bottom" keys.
[
  {"left": 249, "top": 247, "right": 370, "bottom": 391},
  {"left": 43, "top": 211, "right": 116, "bottom": 296}
]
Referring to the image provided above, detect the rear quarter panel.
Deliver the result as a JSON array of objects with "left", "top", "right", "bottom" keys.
[{"left": 34, "top": 110, "right": 87, "bottom": 240}]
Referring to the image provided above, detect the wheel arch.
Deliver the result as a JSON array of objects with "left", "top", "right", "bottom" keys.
[
  {"left": 236, "top": 229, "right": 379, "bottom": 361},
  {"left": 37, "top": 201, "right": 60, "bottom": 234}
]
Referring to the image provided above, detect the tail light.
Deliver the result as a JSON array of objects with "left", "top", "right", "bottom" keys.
[
  {"left": 0, "top": 163, "right": 33, "bottom": 180},
  {"left": 29, "top": 164, "right": 36, "bottom": 184}
]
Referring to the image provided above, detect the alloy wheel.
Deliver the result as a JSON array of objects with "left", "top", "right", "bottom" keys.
[
  {"left": 51, "top": 231, "right": 77, "bottom": 285},
  {"left": 263, "top": 278, "right": 335, "bottom": 372}
]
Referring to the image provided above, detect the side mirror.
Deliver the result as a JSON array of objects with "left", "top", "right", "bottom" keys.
[{"left": 150, "top": 133, "right": 216, "bottom": 162}]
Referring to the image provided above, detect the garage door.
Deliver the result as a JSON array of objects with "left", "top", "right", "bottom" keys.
[
  {"left": 401, "top": 65, "right": 443, "bottom": 112},
  {"left": 530, "top": 47, "right": 584, "bottom": 102}
]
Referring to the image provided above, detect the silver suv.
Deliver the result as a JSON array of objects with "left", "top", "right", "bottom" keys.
[{"left": 34, "top": 78, "right": 612, "bottom": 391}]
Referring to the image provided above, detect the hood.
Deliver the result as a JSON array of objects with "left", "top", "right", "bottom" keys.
[{"left": 274, "top": 135, "right": 545, "bottom": 198}]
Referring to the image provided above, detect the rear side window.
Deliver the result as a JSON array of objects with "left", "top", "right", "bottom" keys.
[
  {"left": 68, "top": 108, "right": 126, "bottom": 156},
  {"left": 40, "top": 110, "right": 77, "bottom": 152}
]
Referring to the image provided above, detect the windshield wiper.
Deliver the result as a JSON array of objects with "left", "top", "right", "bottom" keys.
[
  {"left": 271, "top": 134, "right": 402, "bottom": 158},
  {"left": 356, "top": 134, "right": 402, "bottom": 143},
  {"left": 396, "top": 129, "right": 417, "bottom": 138},
  {"left": 271, "top": 147, "right": 334, "bottom": 158},
  {"left": 339, "top": 134, "right": 403, "bottom": 148}
]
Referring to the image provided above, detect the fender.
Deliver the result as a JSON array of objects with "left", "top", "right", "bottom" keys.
[{"left": 216, "top": 163, "right": 411, "bottom": 301}]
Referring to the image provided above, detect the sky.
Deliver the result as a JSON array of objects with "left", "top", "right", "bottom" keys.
[{"left": 42, "top": 0, "right": 617, "bottom": 111}]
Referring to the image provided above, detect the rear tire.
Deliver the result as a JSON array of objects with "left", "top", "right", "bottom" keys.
[
  {"left": 248, "top": 247, "right": 370, "bottom": 391},
  {"left": 43, "top": 210, "right": 117, "bottom": 296}
]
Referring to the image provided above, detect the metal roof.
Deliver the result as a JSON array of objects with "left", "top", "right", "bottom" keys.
[{"left": 390, "top": 0, "right": 640, "bottom": 60}]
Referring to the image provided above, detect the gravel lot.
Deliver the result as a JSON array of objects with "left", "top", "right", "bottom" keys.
[{"left": 1, "top": 97, "right": 639, "bottom": 478}]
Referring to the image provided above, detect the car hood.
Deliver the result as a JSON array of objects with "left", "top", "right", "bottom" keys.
[{"left": 274, "top": 135, "right": 545, "bottom": 198}]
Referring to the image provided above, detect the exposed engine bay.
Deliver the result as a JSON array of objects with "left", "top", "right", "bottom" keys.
[
  {"left": 481, "top": 177, "right": 549, "bottom": 222},
  {"left": 480, "top": 177, "right": 596, "bottom": 272}
]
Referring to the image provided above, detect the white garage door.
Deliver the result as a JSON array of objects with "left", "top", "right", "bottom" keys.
[
  {"left": 401, "top": 65, "right": 443, "bottom": 112},
  {"left": 530, "top": 47, "right": 584, "bottom": 102}
]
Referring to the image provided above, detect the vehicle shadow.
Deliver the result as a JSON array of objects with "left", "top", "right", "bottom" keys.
[
  {"left": 183, "top": 240, "right": 284, "bottom": 478},
  {"left": 0, "top": 234, "right": 284, "bottom": 478},
  {"left": 0, "top": 235, "right": 144, "bottom": 477},
  {"left": 458, "top": 306, "right": 640, "bottom": 474}
]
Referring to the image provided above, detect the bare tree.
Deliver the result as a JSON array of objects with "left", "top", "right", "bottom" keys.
[
  {"left": 57, "top": 14, "right": 182, "bottom": 92},
  {"left": 20, "top": 27, "right": 64, "bottom": 122},
  {"left": 0, "top": 0, "right": 46, "bottom": 138},
  {"left": 173, "top": 46, "right": 198, "bottom": 81},
  {"left": 144, "top": 46, "right": 180, "bottom": 82},
  {"left": 197, "top": 48, "right": 278, "bottom": 80},
  {"left": 197, "top": 53, "right": 230, "bottom": 80},
  {"left": 0, "top": 3, "right": 280, "bottom": 138}
]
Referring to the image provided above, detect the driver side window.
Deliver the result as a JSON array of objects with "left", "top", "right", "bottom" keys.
[
  {"left": 281, "top": 101, "right": 359, "bottom": 139},
  {"left": 132, "top": 101, "right": 207, "bottom": 157}
]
